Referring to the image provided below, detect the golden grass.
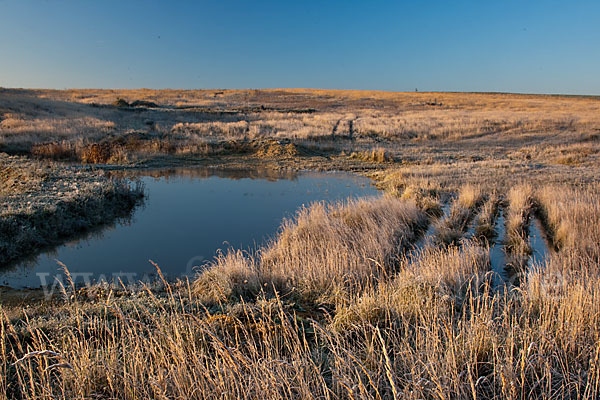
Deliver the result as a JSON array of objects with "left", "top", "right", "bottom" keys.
[
  {"left": 2, "top": 89, "right": 599, "bottom": 170},
  {"left": 473, "top": 191, "right": 500, "bottom": 242},
  {"left": 349, "top": 147, "right": 393, "bottom": 163},
  {"left": 2, "top": 88, "right": 600, "bottom": 398},
  {"left": 194, "top": 196, "right": 427, "bottom": 304},
  {"left": 434, "top": 184, "right": 484, "bottom": 246},
  {"left": 192, "top": 250, "right": 261, "bottom": 304},
  {"left": 536, "top": 185, "right": 600, "bottom": 258},
  {"left": 505, "top": 185, "right": 534, "bottom": 265},
  {"left": 1, "top": 182, "right": 600, "bottom": 398}
]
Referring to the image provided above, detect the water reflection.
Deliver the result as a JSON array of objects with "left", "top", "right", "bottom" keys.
[
  {"left": 528, "top": 217, "right": 551, "bottom": 268},
  {"left": 1, "top": 167, "right": 378, "bottom": 288},
  {"left": 489, "top": 209, "right": 509, "bottom": 288},
  {"left": 109, "top": 166, "right": 300, "bottom": 182}
]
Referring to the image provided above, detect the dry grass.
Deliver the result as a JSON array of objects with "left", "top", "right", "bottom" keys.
[
  {"left": 191, "top": 250, "right": 261, "bottom": 304},
  {"left": 0, "top": 115, "right": 115, "bottom": 140},
  {"left": 473, "top": 191, "right": 500, "bottom": 242},
  {"left": 1, "top": 89, "right": 599, "bottom": 170},
  {"left": 505, "top": 185, "right": 534, "bottom": 269},
  {"left": 370, "top": 170, "right": 445, "bottom": 217},
  {"left": 536, "top": 185, "right": 600, "bottom": 258},
  {"left": 172, "top": 120, "right": 251, "bottom": 139},
  {"left": 349, "top": 147, "right": 394, "bottom": 163},
  {"left": 434, "top": 184, "right": 484, "bottom": 246},
  {"left": 0, "top": 156, "right": 48, "bottom": 196},
  {"left": 194, "top": 196, "right": 427, "bottom": 304},
  {"left": 0, "top": 154, "right": 144, "bottom": 265},
  {"left": 2, "top": 182, "right": 599, "bottom": 399},
  {"left": 2, "top": 88, "right": 600, "bottom": 399}
]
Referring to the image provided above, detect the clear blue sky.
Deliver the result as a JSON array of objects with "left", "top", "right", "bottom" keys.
[{"left": 1, "top": 0, "right": 598, "bottom": 94}]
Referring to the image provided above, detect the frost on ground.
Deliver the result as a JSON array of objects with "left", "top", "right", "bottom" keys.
[{"left": 0, "top": 154, "right": 144, "bottom": 266}]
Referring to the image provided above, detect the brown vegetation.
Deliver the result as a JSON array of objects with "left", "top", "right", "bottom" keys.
[
  {"left": 433, "top": 184, "right": 484, "bottom": 245},
  {"left": 473, "top": 191, "right": 500, "bottom": 242},
  {"left": 1, "top": 89, "right": 599, "bottom": 175},
  {"left": 504, "top": 185, "right": 534, "bottom": 270},
  {"left": 1, "top": 88, "right": 600, "bottom": 399},
  {"left": 1, "top": 180, "right": 599, "bottom": 399},
  {"left": 349, "top": 147, "right": 394, "bottom": 163}
]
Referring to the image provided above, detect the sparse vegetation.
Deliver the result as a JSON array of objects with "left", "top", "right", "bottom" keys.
[{"left": 1, "top": 89, "right": 598, "bottom": 174}]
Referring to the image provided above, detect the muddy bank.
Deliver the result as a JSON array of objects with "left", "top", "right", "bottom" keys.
[
  {"left": 0, "top": 153, "right": 144, "bottom": 266},
  {"left": 24, "top": 136, "right": 390, "bottom": 175}
]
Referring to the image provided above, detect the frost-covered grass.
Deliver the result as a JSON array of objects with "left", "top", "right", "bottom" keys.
[{"left": 0, "top": 154, "right": 143, "bottom": 266}]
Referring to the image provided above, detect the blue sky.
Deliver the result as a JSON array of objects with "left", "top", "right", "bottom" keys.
[{"left": 1, "top": 0, "right": 598, "bottom": 94}]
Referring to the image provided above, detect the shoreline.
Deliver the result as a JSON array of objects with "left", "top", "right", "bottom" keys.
[{"left": 0, "top": 154, "right": 144, "bottom": 269}]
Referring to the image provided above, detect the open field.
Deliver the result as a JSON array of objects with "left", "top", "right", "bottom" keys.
[
  {"left": 1, "top": 89, "right": 600, "bottom": 399},
  {"left": 1, "top": 88, "right": 599, "bottom": 179}
]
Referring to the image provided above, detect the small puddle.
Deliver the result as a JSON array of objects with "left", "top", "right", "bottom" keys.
[
  {"left": 528, "top": 217, "right": 551, "bottom": 268},
  {"left": 491, "top": 213, "right": 552, "bottom": 290},
  {"left": 0, "top": 168, "right": 379, "bottom": 289},
  {"left": 489, "top": 208, "right": 509, "bottom": 288},
  {"left": 464, "top": 216, "right": 478, "bottom": 240}
]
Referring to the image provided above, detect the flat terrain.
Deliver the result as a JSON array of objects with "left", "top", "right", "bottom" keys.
[
  {"left": 1, "top": 88, "right": 599, "bottom": 184},
  {"left": 1, "top": 88, "right": 600, "bottom": 399}
]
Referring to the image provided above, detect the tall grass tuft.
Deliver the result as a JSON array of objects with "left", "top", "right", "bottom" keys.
[
  {"left": 434, "top": 184, "right": 484, "bottom": 245},
  {"left": 504, "top": 184, "right": 534, "bottom": 270},
  {"left": 194, "top": 195, "right": 428, "bottom": 305}
]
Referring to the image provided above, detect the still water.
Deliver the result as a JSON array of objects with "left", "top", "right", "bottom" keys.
[{"left": 1, "top": 168, "right": 379, "bottom": 288}]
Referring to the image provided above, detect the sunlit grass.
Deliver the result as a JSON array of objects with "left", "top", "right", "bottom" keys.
[{"left": 1, "top": 88, "right": 600, "bottom": 398}]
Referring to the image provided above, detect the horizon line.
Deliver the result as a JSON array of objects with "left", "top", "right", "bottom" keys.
[{"left": 1, "top": 86, "right": 599, "bottom": 99}]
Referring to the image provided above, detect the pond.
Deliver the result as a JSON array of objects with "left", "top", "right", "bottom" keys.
[{"left": 1, "top": 168, "right": 379, "bottom": 289}]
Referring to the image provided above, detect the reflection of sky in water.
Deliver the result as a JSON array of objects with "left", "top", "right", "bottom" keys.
[
  {"left": 528, "top": 218, "right": 550, "bottom": 268},
  {"left": 489, "top": 209, "right": 508, "bottom": 288},
  {"left": 1, "top": 169, "right": 379, "bottom": 288}
]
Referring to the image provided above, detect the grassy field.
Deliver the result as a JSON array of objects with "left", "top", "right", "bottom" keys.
[
  {"left": 1, "top": 88, "right": 599, "bottom": 175},
  {"left": 1, "top": 88, "right": 600, "bottom": 399}
]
